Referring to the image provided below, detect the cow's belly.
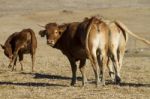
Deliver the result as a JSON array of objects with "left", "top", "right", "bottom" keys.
[
  {"left": 19, "top": 44, "right": 31, "bottom": 54},
  {"left": 20, "top": 48, "right": 31, "bottom": 54},
  {"left": 70, "top": 47, "right": 87, "bottom": 60}
]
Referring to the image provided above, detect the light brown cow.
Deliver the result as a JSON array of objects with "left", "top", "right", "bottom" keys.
[
  {"left": 101, "top": 18, "right": 150, "bottom": 84},
  {"left": 1, "top": 29, "right": 37, "bottom": 71},
  {"left": 85, "top": 17, "right": 109, "bottom": 85},
  {"left": 86, "top": 16, "right": 150, "bottom": 85}
]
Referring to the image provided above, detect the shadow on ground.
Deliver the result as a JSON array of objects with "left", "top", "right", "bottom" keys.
[
  {"left": 119, "top": 82, "right": 150, "bottom": 87},
  {"left": 106, "top": 80, "right": 150, "bottom": 88},
  {"left": 11, "top": 72, "right": 149, "bottom": 88},
  {"left": 0, "top": 81, "right": 68, "bottom": 87},
  {"left": 19, "top": 72, "right": 82, "bottom": 81}
]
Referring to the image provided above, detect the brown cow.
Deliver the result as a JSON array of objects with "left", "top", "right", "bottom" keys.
[
  {"left": 1, "top": 29, "right": 37, "bottom": 72},
  {"left": 39, "top": 16, "right": 110, "bottom": 86}
]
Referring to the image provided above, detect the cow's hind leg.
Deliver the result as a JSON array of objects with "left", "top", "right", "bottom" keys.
[
  {"left": 118, "top": 46, "right": 126, "bottom": 74},
  {"left": 111, "top": 46, "right": 121, "bottom": 84},
  {"left": 114, "top": 46, "right": 126, "bottom": 83},
  {"left": 107, "top": 58, "right": 115, "bottom": 81},
  {"left": 89, "top": 48, "right": 100, "bottom": 86},
  {"left": 100, "top": 48, "right": 108, "bottom": 86},
  {"left": 97, "top": 54, "right": 102, "bottom": 80},
  {"left": 31, "top": 54, "right": 35, "bottom": 72},
  {"left": 79, "top": 59, "right": 87, "bottom": 86},
  {"left": 31, "top": 48, "right": 36, "bottom": 72}
]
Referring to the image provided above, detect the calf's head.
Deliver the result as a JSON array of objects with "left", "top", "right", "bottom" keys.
[
  {"left": 0, "top": 44, "right": 13, "bottom": 59},
  {"left": 39, "top": 23, "right": 67, "bottom": 46}
]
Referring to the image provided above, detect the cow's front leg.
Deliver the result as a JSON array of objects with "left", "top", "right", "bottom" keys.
[
  {"left": 9, "top": 49, "right": 19, "bottom": 71},
  {"left": 68, "top": 57, "right": 77, "bottom": 86},
  {"left": 8, "top": 58, "right": 13, "bottom": 68},
  {"left": 79, "top": 59, "right": 87, "bottom": 86},
  {"left": 12, "top": 57, "right": 18, "bottom": 71}
]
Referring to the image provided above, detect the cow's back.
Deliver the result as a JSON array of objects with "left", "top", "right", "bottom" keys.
[
  {"left": 76, "top": 19, "right": 90, "bottom": 48},
  {"left": 27, "top": 29, "right": 37, "bottom": 49},
  {"left": 18, "top": 29, "right": 37, "bottom": 53}
]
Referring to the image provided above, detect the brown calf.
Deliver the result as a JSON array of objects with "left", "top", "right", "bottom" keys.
[{"left": 1, "top": 29, "right": 37, "bottom": 71}]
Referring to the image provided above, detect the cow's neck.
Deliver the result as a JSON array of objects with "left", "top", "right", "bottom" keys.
[{"left": 53, "top": 31, "right": 70, "bottom": 55}]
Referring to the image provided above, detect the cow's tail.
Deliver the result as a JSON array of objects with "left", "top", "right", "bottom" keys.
[
  {"left": 28, "top": 29, "right": 37, "bottom": 49},
  {"left": 114, "top": 20, "right": 150, "bottom": 45}
]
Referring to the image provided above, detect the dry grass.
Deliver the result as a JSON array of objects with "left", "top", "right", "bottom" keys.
[{"left": 0, "top": 0, "right": 150, "bottom": 99}]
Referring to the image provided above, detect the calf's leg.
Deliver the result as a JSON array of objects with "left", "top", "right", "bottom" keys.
[
  {"left": 31, "top": 48, "right": 36, "bottom": 72},
  {"left": 9, "top": 50, "right": 19, "bottom": 71},
  {"left": 19, "top": 53, "right": 24, "bottom": 71},
  {"left": 31, "top": 54, "right": 35, "bottom": 72},
  {"left": 12, "top": 57, "right": 17, "bottom": 71}
]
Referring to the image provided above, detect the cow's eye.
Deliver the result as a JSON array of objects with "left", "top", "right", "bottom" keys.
[{"left": 54, "top": 30, "right": 58, "bottom": 34}]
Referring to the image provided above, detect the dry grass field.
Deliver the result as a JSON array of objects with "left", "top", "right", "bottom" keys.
[{"left": 0, "top": 0, "right": 150, "bottom": 99}]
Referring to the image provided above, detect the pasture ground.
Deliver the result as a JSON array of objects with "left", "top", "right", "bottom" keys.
[{"left": 0, "top": 0, "right": 150, "bottom": 99}]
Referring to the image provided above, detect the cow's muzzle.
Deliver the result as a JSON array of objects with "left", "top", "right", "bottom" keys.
[{"left": 47, "top": 40, "right": 55, "bottom": 46}]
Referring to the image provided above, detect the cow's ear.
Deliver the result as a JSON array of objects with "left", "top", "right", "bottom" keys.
[
  {"left": 39, "top": 30, "right": 46, "bottom": 37},
  {"left": 59, "top": 25, "right": 67, "bottom": 35},
  {"left": 0, "top": 44, "right": 5, "bottom": 49}
]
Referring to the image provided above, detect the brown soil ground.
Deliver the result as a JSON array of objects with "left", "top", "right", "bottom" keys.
[{"left": 0, "top": 0, "right": 150, "bottom": 99}]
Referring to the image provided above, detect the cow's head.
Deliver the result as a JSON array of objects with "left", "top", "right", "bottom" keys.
[
  {"left": 0, "top": 44, "right": 13, "bottom": 59},
  {"left": 39, "top": 23, "right": 67, "bottom": 47}
]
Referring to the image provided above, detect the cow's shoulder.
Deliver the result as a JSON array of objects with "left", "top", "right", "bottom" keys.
[
  {"left": 61, "top": 22, "right": 80, "bottom": 38},
  {"left": 5, "top": 32, "right": 18, "bottom": 45}
]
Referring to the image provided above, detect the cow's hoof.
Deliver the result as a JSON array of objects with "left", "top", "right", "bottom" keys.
[
  {"left": 8, "top": 65, "right": 12, "bottom": 68},
  {"left": 12, "top": 68, "right": 16, "bottom": 71},
  {"left": 70, "top": 83, "right": 75, "bottom": 86},
  {"left": 11, "top": 68, "right": 14, "bottom": 71},
  {"left": 102, "top": 82, "right": 106, "bottom": 86},
  {"left": 96, "top": 82, "right": 100, "bottom": 87},
  {"left": 70, "top": 81, "right": 77, "bottom": 86},
  {"left": 82, "top": 81, "right": 88, "bottom": 87},
  {"left": 115, "top": 76, "right": 121, "bottom": 84}
]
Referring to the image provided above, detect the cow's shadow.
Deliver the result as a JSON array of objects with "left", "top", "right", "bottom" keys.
[
  {"left": 0, "top": 72, "right": 72, "bottom": 87},
  {"left": 119, "top": 82, "right": 150, "bottom": 87},
  {"left": 33, "top": 73, "right": 82, "bottom": 81},
  {"left": 23, "top": 72, "right": 150, "bottom": 88},
  {"left": 0, "top": 81, "right": 67, "bottom": 87},
  {"left": 106, "top": 80, "right": 150, "bottom": 88},
  {"left": 1, "top": 72, "right": 149, "bottom": 88},
  {"left": 34, "top": 73, "right": 71, "bottom": 80},
  {"left": 19, "top": 72, "right": 82, "bottom": 81}
]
